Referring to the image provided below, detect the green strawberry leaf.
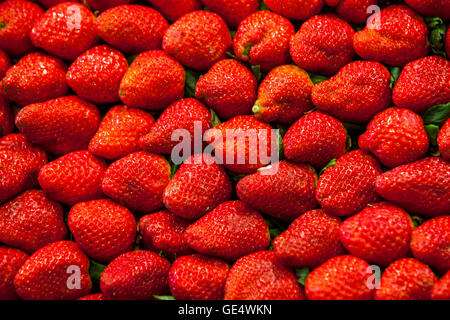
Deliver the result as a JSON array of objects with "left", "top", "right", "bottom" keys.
[
  {"left": 226, "top": 51, "right": 239, "bottom": 59},
  {"left": 319, "top": 158, "right": 337, "bottom": 175},
  {"left": 229, "top": 30, "right": 237, "bottom": 39},
  {"left": 242, "top": 43, "right": 252, "bottom": 59},
  {"left": 389, "top": 67, "right": 401, "bottom": 89},
  {"left": 411, "top": 215, "right": 425, "bottom": 228},
  {"left": 424, "top": 124, "right": 440, "bottom": 146},
  {"left": 154, "top": 295, "right": 176, "bottom": 300},
  {"left": 426, "top": 17, "right": 447, "bottom": 58},
  {"left": 309, "top": 73, "right": 328, "bottom": 84},
  {"left": 260, "top": 1, "right": 269, "bottom": 10},
  {"left": 421, "top": 103, "right": 450, "bottom": 126},
  {"left": 126, "top": 54, "right": 138, "bottom": 66},
  {"left": 184, "top": 68, "right": 200, "bottom": 98},
  {"left": 295, "top": 268, "right": 310, "bottom": 286},
  {"left": 251, "top": 65, "right": 263, "bottom": 82},
  {"left": 228, "top": 172, "right": 248, "bottom": 183},
  {"left": 210, "top": 108, "right": 221, "bottom": 127},
  {"left": 89, "top": 260, "right": 106, "bottom": 283}
]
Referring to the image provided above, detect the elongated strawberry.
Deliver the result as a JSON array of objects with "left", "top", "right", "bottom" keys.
[
  {"left": 201, "top": 0, "right": 259, "bottom": 28},
  {"left": 0, "top": 246, "right": 28, "bottom": 300},
  {"left": 432, "top": 271, "right": 450, "bottom": 300},
  {"left": 438, "top": 119, "right": 450, "bottom": 161},
  {"left": 0, "top": 48, "right": 11, "bottom": 79},
  {"left": 265, "top": 0, "right": 323, "bottom": 20},
  {"left": 0, "top": 97, "right": 13, "bottom": 137},
  {"left": 86, "top": 0, "right": 131, "bottom": 11},
  {"left": 404, "top": 0, "right": 450, "bottom": 20},
  {"left": 146, "top": 0, "right": 202, "bottom": 22},
  {"left": 326, "top": 0, "right": 378, "bottom": 24}
]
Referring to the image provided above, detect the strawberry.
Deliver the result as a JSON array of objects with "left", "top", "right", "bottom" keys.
[
  {"left": 38, "top": 0, "right": 79, "bottom": 8},
  {"left": 146, "top": 0, "right": 202, "bottom": 22},
  {"left": 0, "top": 190, "right": 67, "bottom": 253},
  {"left": 169, "top": 254, "right": 230, "bottom": 300},
  {"left": 358, "top": 107, "right": 429, "bottom": 168},
  {"left": 30, "top": 2, "right": 99, "bottom": 60},
  {"left": 392, "top": 56, "right": 450, "bottom": 114},
  {"left": 119, "top": 50, "right": 185, "bottom": 110},
  {"left": 0, "top": 246, "right": 28, "bottom": 300},
  {"left": 233, "top": 11, "right": 295, "bottom": 72},
  {"left": 86, "top": 0, "right": 132, "bottom": 12},
  {"left": 325, "top": 0, "right": 378, "bottom": 24},
  {"left": 68, "top": 199, "right": 136, "bottom": 263},
  {"left": 0, "top": 97, "right": 13, "bottom": 137},
  {"left": 1, "top": 52, "right": 68, "bottom": 106},
  {"left": 184, "top": 200, "right": 270, "bottom": 261},
  {"left": 447, "top": 25, "right": 450, "bottom": 58},
  {"left": 283, "top": 111, "right": 346, "bottom": 169},
  {"left": 290, "top": 14, "right": 354, "bottom": 76},
  {"left": 100, "top": 250, "right": 170, "bottom": 300},
  {"left": 15, "top": 96, "right": 101, "bottom": 155},
  {"left": 78, "top": 293, "right": 104, "bottom": 300},
  {"left": 375, "top": 258, "right": 437, "bottom": 300},
  {"left": 201, "top": 0, "right": 259, "bottom": 28},
  {"left": 139, "top": 98, "right": 211, "bottom": 155},
  {"left": 195, "top": 59, "right": 257, "bottom": 120},
  {"left": 162, "top": 10, "right": 231, "bottom": 71},
  {"left": 224, "top": 250, "right": 304, "bottom": 300},
  {"left": 0, "top": 0, "right": 44, "bottom": 56},
  {"left": 305, "top": 255, "right": 373, "bottom": 300},
  {"left": 410, "top": 216, "right": 450, "bottom": 274},
  {"left": 14, "top": 241, "right": 92, "bottom": 300},
  {"left": 432, "top": 271, "right": 450, "bottom": 300},
  {"left": 236, "top": 160, "right": 318, "bottom": 221},
  {"left": 252, "top": 65, "right": 314, "bottom": 124},
  {"left": 38, "top": 150, "right": 106, "bottom": 206},
  {"left": 102, "top": 151, "right": 171, "bottom": 213},
  {"left": 264, "top": 0, "right": 323, "bottom": 20},
  {"left": 163, "top": 153, "right": 232, "bottom": 220},
  {"left": 404, "top": 0, "right": 450, "bottom": 20},
  {"left": 0, "top": 134, "right": 47, "bottom": 204},
  {"left": 438, "top": 119, "right": 450, "bottom": 161},
  {"left": 273, "top": 209, "right": 344, "bottom": 268},
  {"left": 95, "top": 5, "right": 169, "bottom": 55},
  {"left": 0, "top": 48, "right": 11, "bottom": 79},
  {"left": 311, "top": 61, "right": 391, "bottom": 123},
  {"left": 316, "top": 150, "right": 382, "bottom": 217},
  {"left": 67, "top": 45, "right": 128, "bottom": 104},
  {"left": 353, "top": 5, "right": 429, "bottom": 66},
  {"left": 89, "top": 105, "right": 155, "bottom": 160},
  {"left": 375, "top": 157, "right": 450, "bottom": 217}
]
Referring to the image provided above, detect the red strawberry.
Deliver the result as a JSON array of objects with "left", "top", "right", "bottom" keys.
[
  {"left": 201, "top": 0, "right": 259, "bottom": 28},
  {"left": 95, "top": 5, "right": 169, "bottom": 55},
  {"left": 14, "top": 241, "right": 92, "bottom": 300},
  {"left": 1, "top": 52, "right": 68, "bottom": 106},
  {"left": 38, "top": 150, "right": 106, "bottom": 206},
  {"left": 264, "top": 0, "right": 323, "bottom": 20},
  {"left": 233, "top": 11, "right": 295, "bottom": 72},
  {"left": 119, "top": 50, "right": 185, "bottom": 110},
  {"left": 184, "top": 200, "right": 270, "bottom": 261},
  {"left": 273, "top": 209, "right": 344, "bottom": 268},
  {"left": 195, "top": 59, "right": 257, "bottom": 120},
  {"left": 163, "top": 10, "right": 231, "bottom": 71},
  {"left": 169, "top": 254, "right": 230, "bottom": 300},
  {"left": 438, "top": 119, "right": 450, "bottom": 161},
  {"left": 0, "top": 0, "right": 44, "bottom": 56},
  {"left": 0, "top": 48, "right": 11, "bottom": 79},
  {"left": 139, "top": 98, "right": 211, "bottom": 155},
  {"left": 0, "top": 97, "right": 13, "bottom": 137},
  {"left": 38, "top": 0, "right": 80, "bottom": 8},
  {"left": 100, "top": 250, "right": 170, "bottom": 300},
  {"left": 15, "top": 96, "right": 101, "bottom": 155},
  {"left": 236, "top": 160, "right": 317, "bottom": 221},
  {"left": 375, "top": 258, "right": 438, "bottom": 300},
  {"left": 305, "top": 255, "right": 374, "bottom": 300},
  {"left": 432, "top": 271, "right": 450, "bottom": 300},
  {"left": 146, "top": 0, "right": 202, "bottom": 22},
  {"left": 163, "top": 153, "right": 232, "bottom": 220},
  {"left": 326, "top": 0, "right": 378, "bottom": 24},
  {"left": 102, "top": 151, "right": 171, "bottom": 213},
  {"left": 404, "top": 0, "right": 450, "bottom": 20},
  {"left": 86, "top": 0, "right": 132, "bottom": 12},
  {"left": 447, "top": 25, "right": 450, "bottom": 58},
  {"left": 283, "top": 111, "right": 346, "bottom": 169},
  {"left": 89, "top": 105, "right": 155, "bottom": 160},
  {"left": 224, "top": 250, "right": 304, "bottom": 300},
  {"left": 78, "top": 293, "right": 105, "bottom": 300},
  {"left": 375, "top": 157, "right": 450, "bottom": 217},
  {"left": 68, "top": 199, "right": 136, "bottom": 263},
  {"left": 252, "top": 65, "right": 314, "bottom": 124},
  {"left": 0, "top": 246, "right": 28, "bottom": 300}
]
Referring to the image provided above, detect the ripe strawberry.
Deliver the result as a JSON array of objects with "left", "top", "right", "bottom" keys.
[
  {"left": 290, "top": 14, "right": 354, "bottom": 76},
  {"left": 201, "top": 0, "right": 259, "bottom": 28},
  {"left": 283, "top": 111, "right": 346, "bottom": 169},
  {"left": 102, "top": 151, "right": 171, "bottom": 213},
  {"left": 139, "top": 98, "right": 211, "bottom": 155},
  {"left": 224, "top": 250, "right": 304, "bottom": 300},
  {"left": 410, "top": 216, "right": 450, "bottom": 274},
  {"left": 264, "top": 0, "right": 323, "bottom": 20},
  {"left": 1, "top": 52, "right": 68, "bottom": 106},
  {"left": 0, "top": 97, "right": 13, "bottom": 137},
  {"left": 438, "top": 119, "right": 450, "bottom": 161},
  {"left": 376, "top": 157, "right": 450, "bottom": 217},
  {"left": 305, "top": 255, "right": 373, "bottom": 300},
  {"left": 432, "top": 271, "right": 450, "bottom": 300},
  {"left": 78, "top": 293, "right": 105, "bottom": 300},
  {"left": 311, "top": 61, "right": 391, "bottom": 123},
  {"left": 195, "top": 59, "right": 257, "bottom": 120},
  {"left": 252, "top": 65, "right": 313, "bottom": 124},
  {"left": 96, "top": 5, "right": 169, "bottom": 55},
  {"left": 0, "top": 134, "right": 47, "bottom": 204},
  {"left": 316, "top": 150, "right": 382, "bottom": 217},
  {"left": 447, "top": 25, "right": 450, "bottom": 58},
  {"left": 67, "top": 45, "right": 128, "bottom": 104},
  {"left": 163, "top": 10, "right": 231, "bottom": 71},
  {"left": 14, "top": 241, "right": 92, "bottom": 300},
  {"left": 146, "top": 0, "right": 202, "bottom": 22},
  {"left": 359, "top": 107, "right": 429, "bottom": 168},
  {"left": 325, "top": 0, "right": 378, "bottom": 24},
  {"left": 236, "top": 161, "right": 317, "bottom": 221},
  {"left": 392, "top": 56, "right": 450, "bottom": 113},
  {"left": 353, "top": 5, "right": 429, "bottom": 66},
  {"left": 184, "top": 200, "right": 270, "bottom": 261},
  {"left": 89, "top": 105, "right": 155, "bottom": 160},
  {"left": 273, "top": 209, "right": 344, "bottom": 268},
  {"left": 68, "top": 199, "right": 136, "bottom": 263},
  {"left": 100, "top": 250, "right": 170, "bottom": 300},
  {"left": 163, "top": 153, "right": 232, "bottom": 220},
  {"left": 0, "top": 48, "right": 11, "bottom": 79},
  {"left": 375, "top": 258, "right": 437, "bottom": 300},
  {"left": 15, "top": 96, "right": 101, "bottom": 155},
  {"left": 38, "top": 150, "right": 106, "bottom": 206},
  {"left": 0, "top": 246, "right": 28, "bottom": 300},
  {"left": 0, "top": 0, "right": 44, "bottom": 56},
  {"left": 119, "top": 50, "right": 185, "bottom": 110},
  {"left": 233, "top": 11, "right": 295, "bottom": 72},
  {"left": 86, "top": 0, "right": 132, "bottom": 12},
  {"left": 404, "top": 0, "right": 450, "bottom": 20},
  {"left": 169, "top": 254, "right": 230, "bottom": 300},
  {"left": 0, "top": 190, "right": 67, "bottom": 253}
]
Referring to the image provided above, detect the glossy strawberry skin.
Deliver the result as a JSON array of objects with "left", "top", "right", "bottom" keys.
[
  {"left": 0, "top": 246, "right": 28, "bottom": 300},
  {"left": 86, "top": 0, "right": 132, "bottom": 11},
  {"left": 146, "top": 0, "right": 202, "bottom": 22},
  {"left": 265, "top": 0, "right": 323, "bottom": 20},
  {"left": 432, "top": 271, "right": 450, "bottom": 300},
  {"left": 201, "top": 0, "right": 259, "bottom": 28},
  {"left": 0, "top": 48, "right": 11, "bottom": 79},
  {"left": 327, "top": 0, "right": 378, "bottom": 24},
  {"left": 404, "top": 0, "right": 450, "bottom": 20},
  {"left": 0, "top": 97, "right": 13, "bottom": 137},
  {"left": 38, "top": 0, "right": 80, "bottom": 8},
  {"left": 438, "top": 119, "right": 450, "bottom": 161}
]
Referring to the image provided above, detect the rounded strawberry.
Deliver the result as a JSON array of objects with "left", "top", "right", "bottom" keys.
[
  {"left": 0, "top": 246, "right": 28, "bottom": 300},
  {"left": 201, "top": 0, "right": 259, "bottom": 28},
  {"left": 0, "top": 97, "right": 13, "bottom": 137},
  {"left": 404, "top": 0, "right": 450, "bottom": 20},
  {"left": 432, "top": 271, "right": 450, "bottom": 300},
  {"left": 0, "top": 48, "right": 11, "bottom": 79},
  {"left": 86, "top": 0, "right": 132, "bottom": 12},
  {"left": 146, "top": 0, "right": 202, "bottom": 22},
  {"left": 264, "top": 0, "right": 323, "bottom": 20},
  {"left": 438, "top": 119, "right": 450, "bottom": 161},
  {"left": 326, "top": 0, "right": 378, "bottom": 24}
]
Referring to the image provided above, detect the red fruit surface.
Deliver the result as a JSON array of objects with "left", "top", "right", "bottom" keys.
[
  {"left": 404, "top": 0, "right": 450, "bottom": 20},
  {"left": 438, "top": 119, "right": 450, "bottom": 161},
  {"left": 86, "top": 0, "right": 132, "bottom": 11},
  {"left": 265, "top": 0, "right": 323, "bottom": 20},
  {"left": 146, "top": 0, "right": 202, "bottom": 22},
  {"left": 432, "top": 271, "right": 450, "bottom": 300},
  {"left": 201, "top": 0, "right": 259, "bottom": 28},
  {"left": 326, "top": 0, "right": 378, "bottom": 24},
  {"left": 0, "top": 48, "right": 11, "bottom": 79},
  {"left": 78, "top": 293, "right": 105, "bottom": 300},
  {"left": 38, "top": 0, "right": 79, "bottom": 8},
  {"left": 0, "top": 246, "right": 28, "bottom": 300},
  {"left": 0, "top": 97, "right": 13, "bottom": 137}
]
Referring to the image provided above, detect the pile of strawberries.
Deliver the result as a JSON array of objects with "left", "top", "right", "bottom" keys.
[{"left": 0, "top": 0, "right": 449, "bottom": 301}]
